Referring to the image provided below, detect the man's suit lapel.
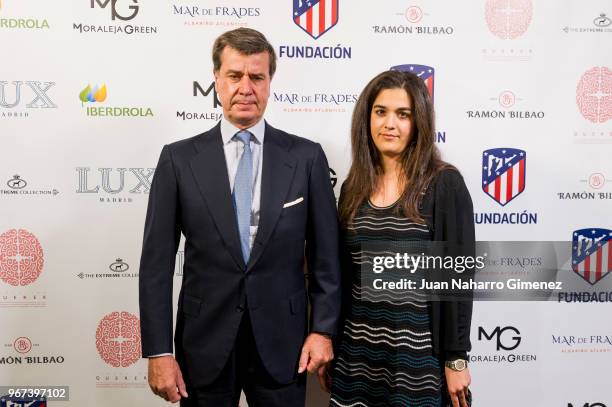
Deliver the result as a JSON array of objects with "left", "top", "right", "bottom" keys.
[
  {"left": 190, "top": 123, "right": 245, "bottom": 270},
  {"left": 247, "top": 123, "right": 297, "bottom": 271}
]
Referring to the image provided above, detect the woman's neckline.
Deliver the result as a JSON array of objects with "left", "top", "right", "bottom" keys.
[{"left": 367, "top": 198, "right": 400, "bottom": 210}]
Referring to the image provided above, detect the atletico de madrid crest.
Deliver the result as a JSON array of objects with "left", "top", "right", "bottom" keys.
[
  {"left": 293, "top": 0, "right": 339, "bottom": 39},
  {"left": 390, "top": 64, "right": 435, "bottom": 101},
  {"left": 572, "top": 228, "right": 612, "bottom": 285},
  {"left": 482, "top": 148, "right": 526, "bottom": 206}
]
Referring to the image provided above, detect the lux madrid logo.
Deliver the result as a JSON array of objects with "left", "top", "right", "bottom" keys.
[
  {"left": 568, "top": 404, "right": 607, "bottom": 407},
  {"left": 478, "top": 326, "right": 521, "bottom": 351},
  {"left": 0, "top": 81, "right": 57, "bottom": 109},
  {"left": 91, "top": 0, "right": 139, "bottom": 21},
  {"left": 76, "top": 167, "right": 154, "bottom": 194}
]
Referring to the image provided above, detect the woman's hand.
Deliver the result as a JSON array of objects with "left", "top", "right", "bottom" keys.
[
  {"left": 445, "top": 366, "right": 471, "bottom": 407},
  {"left": 317, "top": 363, "right": 332, "bottom": 393}
]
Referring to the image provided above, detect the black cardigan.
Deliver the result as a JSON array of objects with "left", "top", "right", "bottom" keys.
[
  {"left": 338, "top": 168, "right": 474, "bottom": 361},
  {"left": 422, "top": 169, "right": 475, "bottom": 361}
]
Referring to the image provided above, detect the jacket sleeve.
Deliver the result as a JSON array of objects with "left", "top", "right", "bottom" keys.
[
  {"left": 434, "top": 170, "right": 475, "bottom": 361},
  {"left": 139, "top": 145, "right": 182, "bottom": 357},
  {"left": 305, "top": 144, "right": 342, "bottom": 336}
]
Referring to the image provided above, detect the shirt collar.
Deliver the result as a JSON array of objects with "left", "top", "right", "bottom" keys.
[{"left": 220, "top": 117, "right": 266, "bottom": 145}]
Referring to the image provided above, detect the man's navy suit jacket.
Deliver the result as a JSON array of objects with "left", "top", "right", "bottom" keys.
[{"left": 139, "top": 121, "right": 342, "bottom": 387}]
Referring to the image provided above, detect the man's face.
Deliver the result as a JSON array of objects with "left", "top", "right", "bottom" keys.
[{"left": 214, "top": 46, "right": 271, "bottom": 129}]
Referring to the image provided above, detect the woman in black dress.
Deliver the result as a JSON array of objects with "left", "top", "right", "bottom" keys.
[{"left": 325, "top": 70, "right": 474, "bottom": 407}]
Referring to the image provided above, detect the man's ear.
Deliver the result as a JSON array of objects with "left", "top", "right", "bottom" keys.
[{"left": 213, "top": 70, "right": 219, "bottom": 91}]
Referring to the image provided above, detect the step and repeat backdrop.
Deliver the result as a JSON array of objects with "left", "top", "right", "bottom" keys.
[{"left": 1, "top": 0, "right": 611, "bottom": 406}]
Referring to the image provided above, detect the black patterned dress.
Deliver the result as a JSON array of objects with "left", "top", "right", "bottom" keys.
[{"left": 329, "top": 199, "right": 444, "bottom": 407}]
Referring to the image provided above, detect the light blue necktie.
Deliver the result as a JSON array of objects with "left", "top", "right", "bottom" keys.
[{"left": 232, "top": 130, "right": 253, "bottom": 264}]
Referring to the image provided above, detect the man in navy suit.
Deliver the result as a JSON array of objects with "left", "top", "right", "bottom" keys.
[{"left": 139, "top": 28, "right": 341, "bottom": 407}]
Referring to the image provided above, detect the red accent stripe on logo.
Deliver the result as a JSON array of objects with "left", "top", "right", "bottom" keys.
[
  {"left": 426, "top": 78, "right": 433, "bottom": 98},
  {"left": 584, "top": 255, "right": 591, "bottom": 282},
  {"left": 295, "top": 15, "right": 300, "bottom": 25},
  {"left": 518, "top": 158, "right": 525, "bottom": 192},
  {"left": 332, "top": 0, "right": 338, "bottom": 23},
  {"left": 506, "top": 166, "right": 513, "bottom": 203},
  {"left": 306, "top": 7, "right": 313, "bottom": 34},
  {"left": 494, "top": 176, "right": 501, "bottom": 203},
  {"left": 595, "top": 246, "right": 603, "bottom": 282},
  {"left": 319, "top": 0, "right": 326, "bottom": 34}
]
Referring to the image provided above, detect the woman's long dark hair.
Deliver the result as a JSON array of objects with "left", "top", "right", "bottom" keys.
[{"left": 339, "top": 70, "right": 451, "bottom": 225}]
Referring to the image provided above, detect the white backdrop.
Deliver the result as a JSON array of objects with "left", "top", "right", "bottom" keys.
[{"left": 1, "top": 1, "right": 611, "bottom": 406}]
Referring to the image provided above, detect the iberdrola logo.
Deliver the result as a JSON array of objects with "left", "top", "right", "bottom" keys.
[
  {"left": 79, "top": 83, "right": 153, "bottom": 118},
  {"left": 79, "top": 84, "right": 107, "bottom": 105}
]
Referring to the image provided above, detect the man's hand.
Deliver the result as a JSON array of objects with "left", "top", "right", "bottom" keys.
[
  {"left": 445, "top": 367, "right": 471, "bottom": 407},
  {"left": 297, "top": 333, "right": 334, "bottom": 374},
  {"left": 148, "top": 355, "right": 188, "bottom": 403}
]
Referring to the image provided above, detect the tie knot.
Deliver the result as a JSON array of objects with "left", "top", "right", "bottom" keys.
[{"left": 234, "top": 130, "right": 252, "bottom": 145}]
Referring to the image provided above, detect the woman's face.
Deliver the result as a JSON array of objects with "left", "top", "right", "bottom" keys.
[{"left": 369, "top": 87, "right": 413, "bottom": 159}]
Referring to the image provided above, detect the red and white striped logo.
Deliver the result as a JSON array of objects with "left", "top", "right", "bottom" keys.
[
  {"left": 572, "top": 229, "right": 611, "bottom": 285},
  {"left": 482, "top": 148, "right": 526, "bottom": 206},
  {"left": 293, "top": 0, "right": 339, "bottom": 39}
]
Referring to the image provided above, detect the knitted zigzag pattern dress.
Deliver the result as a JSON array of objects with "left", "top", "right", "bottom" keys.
[{"left": 329, "top": 200, "right": 443, "bottom": 407}]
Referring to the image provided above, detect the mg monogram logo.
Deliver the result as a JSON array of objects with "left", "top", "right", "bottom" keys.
[
  {"left": 0, "top": 81, "right": 57, "bottom": 109},
  {"left": 193, "top": 81, "right": 222, "bottom": 108},
  {"left": 91, "top": 0, "right": 139, "bottom": 21},
  {"left": 478, "top": 326, "right": 521, "bottom": 351},
  {"left": 76, "top": 167, "right": 154, "bottom": 194},
  {"left": 568, "top": 403, "right": 607, "bottom": 407}
]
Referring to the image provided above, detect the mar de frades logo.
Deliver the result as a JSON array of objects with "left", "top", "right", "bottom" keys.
[
  {"left": 293, "top": 0, "right": 338, "bottom": 39},
  {"left": 576, "top": 66, "right": 611, "bottom": 124},
  {"left": 572, "top": 228, "right": 611, "bottom": 285},
  {"left": 482, "top": 148, "right": 526, "bottom": 206},
  {"left": 485, "top": 0, "right": 532, "bottom": 39},
  {"left": 95, "top": 311, "right": 141, "bottom": 367},
  {"left": 0, "top": 229, "right": 44, "bottom": 286}
]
